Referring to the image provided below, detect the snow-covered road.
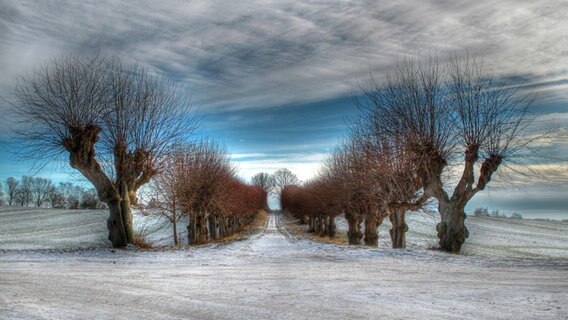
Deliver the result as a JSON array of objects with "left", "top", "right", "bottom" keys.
[{"left": 1, "top": 212, "right": 567, "bottom": 319}]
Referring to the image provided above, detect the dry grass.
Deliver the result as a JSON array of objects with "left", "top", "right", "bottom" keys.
[
  {"left": 133, "top": 223, "right": 154, "bottom": 249},
  {"left": 213, "top": 210, "right": 268, "bottom": 244},
  {"left": 281, "top": 213, "right": 348, "bottom": 246}
]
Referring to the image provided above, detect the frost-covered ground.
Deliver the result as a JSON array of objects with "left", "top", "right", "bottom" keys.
[
  {"left": 335, "top": 209, "right": 568, "bottom": 259},
  {"left": 0, "top": 207, "right": 567, "bottom": 319}
]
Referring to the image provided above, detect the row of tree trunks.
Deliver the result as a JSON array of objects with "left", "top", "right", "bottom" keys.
[
  {"left": 342, "top": 211, "right": 409, "bottom": 249},
  {"left": 307, "top": 215, "right": 337, "bottom": 237},
  {"left": 186, "top": 213, "right": 257, "bottom": 244}
]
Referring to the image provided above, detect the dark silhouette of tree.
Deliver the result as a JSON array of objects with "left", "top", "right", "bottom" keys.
[
  {"left": 273, "top": 168, "right": 299, "bottom": 195},
  {"left": 30, "top": 177, "right": 53, "bottom": 207},
  {"left": 47, "top": 185, "right": 65, "bottom": 208},
  {"left": 16, "top": 176, "right": 33, "bottom": 207},
  {"left": 251, "top": 172, "right": 274, "bottom": 194},
  {"left": 4, "top": 177, "right": 19, "bottom": 206}
]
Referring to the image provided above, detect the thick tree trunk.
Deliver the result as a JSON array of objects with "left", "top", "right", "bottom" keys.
[
  {"left": 389, "top": 208, "right": 408, "bottom": 248},
  {"left": 208, "top": 216, "right": 219, "bottom": 240},
  {"left": 436, "top": 200, "right": 469, "bottom": 253},
  {"left": 325, "top": 216, "right": 336, "bottom": 237},
  {"left": 107, "top": 200, "right": 128, "bottom": 248},
  {"left": 345, "top": 213, "right": 363, "bottom": 245},
  {"left": 318, "top": 217, "right": 326, "bottom": 237},
  {"left": 187, "top": 214, "right": 197, "bottom": 244},
  {"left": 308, "top": 217, "right": 315, "bottom": 232},
  {"left": 196, "top": 212, "right": 209, "bottom": 244},
  {"left": 364, "top": 215, "right": 379, "bottom": 247},
  {"left": 119, "top": 182, "right": 134, "bottom": 244},
  {"left": 172, "top": 212, "right": 178, "bottom": 246}
]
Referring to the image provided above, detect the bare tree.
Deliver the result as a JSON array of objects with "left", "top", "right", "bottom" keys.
[
  {"left": 12, "top": 55, "right": 197, "bottom": 248},
  {"left": 47, "top": 185, "right": 65, "bottom": 208},
  {"left": 362, "top": 55, "right": 534, "bottom": 252},
  {"left": 273, "top": 168, "right": 299, "bottom": 195},
  {"left": 141, "top": 146, "right": 188, "bottom": 246},
  {"left": 4, "top": 177, "right": 20, "bottom": 206},
  {"left": 4, "top": 177, "right": 19, "bottom": 206},
  {"left": 251, "top": 172, "right": 274, "bottom": 194},
  {"left": 30, "top": 177, "right": 53, "bottom": 207},
  {"left": 17, "top": 176, "right": 33, "bottom": 206},
  {"left": 176, "top": 141, "right": 234, "bottom": 244},
  {"left": 173, "top": 141, "right": 264, "bottom": 244}
]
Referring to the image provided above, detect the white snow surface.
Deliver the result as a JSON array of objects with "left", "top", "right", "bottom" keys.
[
  {"left": 336, "top": 209, "right": 568, "bottom": 259},
  {"left": 1, "top": 207, "right": 567, "bottom": 319}
]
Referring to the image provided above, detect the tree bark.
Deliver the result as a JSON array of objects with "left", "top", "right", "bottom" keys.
[
  {"left": 208, "top": 216, "right": 219, "bottom": 240},
  {"left": 436, "top": 199, "right": 469, "bottom": 253},
  {"left": 196, "top": 212, "right": 209, "bottom": 244},
  {"left": 389, "top": 208, "right": 408, "bottom": 248},
  {"left": 187, "top": 213, "right": 197, "bottom": 244},
  {"left": 107, "top": 200, "right": 128, "bottom": 248},
  {"left": 364, "top": 215, "right": 379, "bottom": 247},
  {"left": 345, "top": 212, "right": 363, "bottom": 245},
  {"left": 119, "top": 182, "right": 135, "bottom": 244},
  {"left": 308, "top": 217, "right": 315, "bottom": 232},
  {"left": 172, "top": 213, "right": 179, "bottom": 246},
  {"left": 325, "top": 216, "right": 336, "bottom": 237}
]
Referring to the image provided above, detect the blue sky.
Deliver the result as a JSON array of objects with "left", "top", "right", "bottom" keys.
[{"left": 0, "top": 0, "right": 567, "bottom": 216}]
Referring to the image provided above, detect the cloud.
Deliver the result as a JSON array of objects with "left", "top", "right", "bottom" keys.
[
  {"left": 1, "top": 0, "right": 567, "bottom": 116},
  {"left": 232, "top": 152, "right": 328, "bottom": 182},
  {"left": 1, "top": 0, "right": 567, "bottom": 212}
]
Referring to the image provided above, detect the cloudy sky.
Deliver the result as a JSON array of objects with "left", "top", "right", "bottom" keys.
[{"left": 0, "top": 0, "right": 567, "bottom": 216}]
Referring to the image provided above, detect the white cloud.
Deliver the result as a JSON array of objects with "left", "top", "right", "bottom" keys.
[{"left": 232, "top": 152, "right": 328, "bottom": 182}]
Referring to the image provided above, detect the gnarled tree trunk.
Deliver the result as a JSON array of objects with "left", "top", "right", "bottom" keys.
[
  {"left": 106, "top": 200, "right": 128, "bottom": 248},
  {"left": 363, "top": 215, "right": 379, "bottom": 247},
  {"left": 436, "top": 199, "right": 469, "bottom": 253},
  {"left": 325, "top": 216, "right": 336, "bottom": 237},
  {"left": 119, "top": 182, "right": 135, "bottom": 244},
  {"left": 345, "top": 212, "right": 363, "bottom": 245},
  {"left": 389, "top": 208, "right": 409, "bottom": 248},
  {"left": 196, "top": 212, "right": 209, "bottom": 244}
]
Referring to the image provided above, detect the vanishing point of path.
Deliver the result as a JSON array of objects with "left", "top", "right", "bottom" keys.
[{"left": 0, "top": 212, "right": 567, "bottom": 319}]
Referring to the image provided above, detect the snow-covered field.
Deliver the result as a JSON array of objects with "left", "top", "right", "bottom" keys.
[
  {"left": 1, "top": 207, "right": 567, "bottom": 319},
  {"left": 334, "top": 210, "right": 568, "bottom": 259}
]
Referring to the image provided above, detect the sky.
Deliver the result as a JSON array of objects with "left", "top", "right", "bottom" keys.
[{"left": 0, "top": 0, "right": 567, "bottom": 216}]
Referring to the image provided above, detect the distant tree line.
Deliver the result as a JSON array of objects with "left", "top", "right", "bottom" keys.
[
  {"left": 472, "top": 207, "right": 523, "bottom": 219},
  {"left": 1, "top": 176, "right": 105, "bottom": 209},
  {"left": 250, "top": 168, "right": 300, "bottom": 196}
]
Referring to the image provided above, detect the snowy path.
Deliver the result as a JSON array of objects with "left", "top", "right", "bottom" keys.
[{"left": 1, "top": 211, "right": 567, "bottom": 319}]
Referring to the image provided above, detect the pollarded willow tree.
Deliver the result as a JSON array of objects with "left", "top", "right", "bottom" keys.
[
  {"left": 352, "top": 125, "right": 428, "bottom": 249},
  {"left": 363, "top": 55, "right": 534, "bottom": 252},
  {"left": 12, "top": 55, "right": 197, "bottom": 248}
]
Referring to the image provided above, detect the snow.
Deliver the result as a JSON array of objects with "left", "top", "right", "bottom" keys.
[{"left": 1, "top": 207, "right": 567, "bottom": 319}]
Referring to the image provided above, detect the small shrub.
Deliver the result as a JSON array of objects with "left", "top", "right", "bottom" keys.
[
  {"left": 133, "top": 223, "right": 153, "bottom": 249},
  {"left": 510, "top": 212, "right": 523, "bottom": 219},
  {"left": 473, "top": 207, "right": 489, "bottom": 217}
]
